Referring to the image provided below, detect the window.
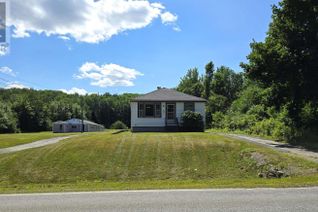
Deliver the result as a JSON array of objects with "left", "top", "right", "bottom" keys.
[
  {"left": 155, "top": 103, "right": 161, "bottom": 118},
  {"left": 184, "top": 102, "right": 195, "bottom": 111},
  {"left": 145, "top": 104, "right": 154, "bottom": 117},
  {"left": 138, "top": 102, "right": 161, "bottom": 118},
  {"left": 138, "top": 103, "right": 145, "bottom": 117}
]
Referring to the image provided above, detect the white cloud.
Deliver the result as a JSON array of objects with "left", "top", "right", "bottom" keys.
[
  {"left": 160, "top": 11, "right": 180, "bottom": 32},
  {"left": 59, "top": 87, "right": 88, "bottom": 95},
  {"left": 0, "top": 48, "right": 6, "bottom": 56},
  {"left": 0, "top": 44, "right": 9, "bottom": 56},
  {"left": 0, "top": 66, "right": 16, "bottom": 76},
  {"left": 172, "top": 26, "right": 181, "bottom": 32},
  {"left": 8, "top": 0, "right": 178, "bottom": 43},
  {"left": 0, "top": 48, "right": 7, "bottom": 56},
  {"left": 58, "top": 35, "right": 70, "bottom": 41},
  {"left": 151, "top": 2, "right": 165, "bottom": 10},
  {"left": 160, "top": 12, "right": 178, "bottom": 24},
  {"left": 4, "top": 81, "right": 29, "bottom": 89},
  {"left": 75, "top": 62, "right": 143, "bottom": 87}
]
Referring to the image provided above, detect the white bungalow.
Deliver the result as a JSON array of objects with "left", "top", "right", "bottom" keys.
[{"left": 130, "top": 87, "right": 206, "bottom": 132}]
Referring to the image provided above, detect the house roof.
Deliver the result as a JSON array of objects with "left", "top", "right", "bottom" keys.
[
  {"left": 131, "top": 88, "right": 207, "bottom": 102},
  {"left": 53, "top": 118, "right": 104, "bottom": 127}
]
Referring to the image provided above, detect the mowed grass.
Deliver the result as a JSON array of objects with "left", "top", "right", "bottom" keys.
[
  {"left": 0, "top": 132, "right": 79, "bottom": 148},
  {"left": 0, "top": 131, "right": 317, "bottom": 193}
]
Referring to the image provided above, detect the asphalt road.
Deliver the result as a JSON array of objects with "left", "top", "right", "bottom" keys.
[{"left": 1, "top": 187, "right": 318, "bottom": 212}]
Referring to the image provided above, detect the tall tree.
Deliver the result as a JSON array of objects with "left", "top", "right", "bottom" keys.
[
  {"left": 204, "top": 61, "right": 214, "bottom": 99},
  {"left": 211, "top": 66, "right": 244, "bottom": 102},
  {"left": 0, "top": 103, "right": 17, "bottom": 133},
  {"left": 241, "top": 0, "right": 318, "bottom": 125},
  {"left": 177, "top": 68, "right": 204, "bottom": 97}
]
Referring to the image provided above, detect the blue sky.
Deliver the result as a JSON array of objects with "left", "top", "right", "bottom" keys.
[{"left": 0, "top": 0, "right": 279, "bottom": 95}]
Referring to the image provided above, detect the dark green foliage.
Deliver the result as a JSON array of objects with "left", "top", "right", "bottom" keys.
[
  {"left": 0, "top": 88, "right": 137, "bottom": 132},
  {"left": 110, "top": 120, "right": 128, "bottom": 129},
  {"left": 0, "top": 103, "right": 18, "bottom": 133},
  {"left": 181, "top": 111, "right": 204, "bottom": 132},
  {"left": 204, "top": 61, "right": 214, "bottom": 99},
  {"left": 177, "top": 63, "right": 244, "bottom": 128},
  {"left": 241, "top": 0, "right": 318, "bottom": 127},
  {"left": 210, "top": 80, "right": 296, "bottom": 141},
  {"left": 211, "top": 66, "right": 244, "bottom": 102},
  {"left": 208, "top": 94, "right": 228, "bottom": 114},
  {"left": 177, "top": 68, "right": 204, "bottom": 97}
]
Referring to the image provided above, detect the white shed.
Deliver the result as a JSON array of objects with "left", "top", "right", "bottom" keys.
[{"left": 52, "top": 118, "right": 104, "bottom": 133}]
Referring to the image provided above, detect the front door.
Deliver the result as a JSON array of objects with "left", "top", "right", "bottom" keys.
[{"left": 166, "top": 103, "right": 176, "bottom": 120}]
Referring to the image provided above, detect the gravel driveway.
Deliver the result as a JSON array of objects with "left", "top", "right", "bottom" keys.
[
  {"left": 223, "top": 133, "right": 318, "bottom": 162},
  {"left": 0, "top": 135, "right": 77, "bottom": 154}
]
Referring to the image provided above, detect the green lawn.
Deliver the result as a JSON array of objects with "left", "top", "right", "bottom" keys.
[
  {"left": 0, "top": 132, "right": 78, "bottom": 148},
  {"left": 0, "top": 131, "right": 317, "bottom": 193}
]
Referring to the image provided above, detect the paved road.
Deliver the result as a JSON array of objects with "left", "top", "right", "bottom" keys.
[
  {"left": 0, "top": 135, "right": 77, "bottom": 154},
  {"left": 0, "top": 188, "right": 317, "bottom": 211},
  {"left": 224, "top": 133, "right": 318, "bottom": 162}
]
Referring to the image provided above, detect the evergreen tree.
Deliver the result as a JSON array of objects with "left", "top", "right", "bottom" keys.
[{"left": 204, "top": 61, "right": 214, "bottom": 99}]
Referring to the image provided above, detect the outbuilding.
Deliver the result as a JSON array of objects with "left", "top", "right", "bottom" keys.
[{"left": 52, "top": 118, "right": 104, "bottom": 133}]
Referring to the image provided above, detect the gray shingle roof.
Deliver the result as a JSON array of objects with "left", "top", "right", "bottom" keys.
[
  {"left": 53, "top": 118, "right": 104, "bottom": 127},
  {"left": 132, "top": 88, "right": 207, "bottom": 102}
]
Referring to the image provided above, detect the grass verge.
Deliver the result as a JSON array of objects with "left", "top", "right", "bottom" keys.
[
  {"left": 0, "top": 131, "right": 317, "bottom": 193},
  {"left": 1, "top": 175, "right": 318, "bottom": 194}
]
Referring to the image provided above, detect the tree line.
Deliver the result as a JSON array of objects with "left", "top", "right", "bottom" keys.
[
  {"left": 0, "top": 89, "right": 137, "bottom": 133},
  {"left": 177, "top": 0, "right": 318, "bottom": 141}
]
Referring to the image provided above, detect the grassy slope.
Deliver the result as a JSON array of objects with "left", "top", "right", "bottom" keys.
[
  {"left": 0, "top": 132, "right": 78, "bottom": 148},
  {"left": 0, "top": 131, "right": 317, "bottom": 193}
]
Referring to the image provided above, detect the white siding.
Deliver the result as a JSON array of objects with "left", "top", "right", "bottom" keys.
[
  {"left": 176, "top": 102, "right": 184, "bottom": 123},
  {"left": 131, "top": 101, "right": 206, "bottom": 127},
  {"left": 130, "top": 102, "right": 166, "bottom": 127},
  {"left": 195, "top": 102, "right": 206, "bottom": 126}
]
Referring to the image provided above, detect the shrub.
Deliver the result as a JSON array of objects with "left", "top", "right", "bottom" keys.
[
  {"left": 211, "top": 112, "right": 225, "bottom": 129},
  {"left": 249, "top": 117, "right": 294, "bottom": 141},
  {"left": 110, "top": 121, "right": 128, "bottom": 129},
  {"left": 181, "top": 111, "right": 204, "bottom": 132},
  {"left": 246, "top": 104, "right": 268, "bottom": 120}
]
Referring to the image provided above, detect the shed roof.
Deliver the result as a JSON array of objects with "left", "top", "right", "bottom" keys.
[
  {"left": 131, "top": 88, "right": 206, "bottom": 102},
  {"left": 53, "top": 118, "right": 104, "bottom": 127}
]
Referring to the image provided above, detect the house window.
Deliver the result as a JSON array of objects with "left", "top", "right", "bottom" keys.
[
  {"left": 138, "top": 102, "right": 161, "bottom": 118},
  {"left": 138, "top": 103, "right": 145, "bottom": 117},
  {"left": 155, "top": 103, "right": 161, "bottom": 118},
  {"left": 145, "top": 104, "right": 154, "bottom": 117},
  {"left": 184, "top": 102, "right": 195, "bottom": 111}
]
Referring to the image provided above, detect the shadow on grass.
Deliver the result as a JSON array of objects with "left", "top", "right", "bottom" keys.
[{"left": 112, "top": 129, "right": 129, "bottom": 134}]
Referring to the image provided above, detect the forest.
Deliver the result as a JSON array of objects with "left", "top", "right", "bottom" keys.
[
  {"left": 0, "top": 0, "right": 317, "bottom": 144},
  {"left": 0, "top": 89, "right": 137, "bottom": 132}
]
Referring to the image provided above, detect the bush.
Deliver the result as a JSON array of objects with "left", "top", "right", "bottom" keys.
[
  {"left": 181, "top": 111, "right": 204, "bottom": 132},
  {"left": 211, "top": 112, "right": 225, "bottom": 129},
  {"left": 110, "top": 121, "right": 128, "bottom": 129}
]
